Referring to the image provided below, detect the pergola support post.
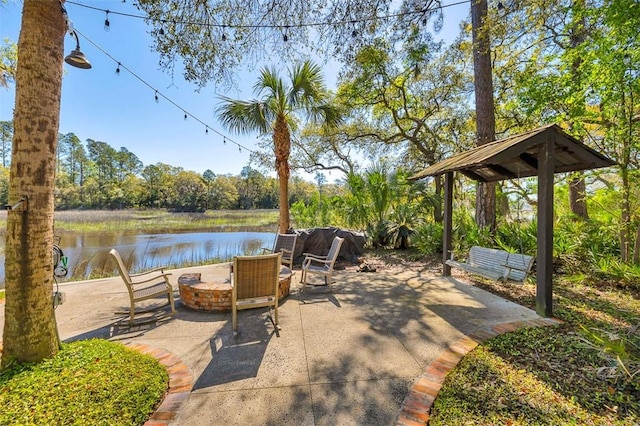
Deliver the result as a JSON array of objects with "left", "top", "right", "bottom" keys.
[
  {"left": 537, "top": 139, "right": 555, "bottom": 317},
  {"left": 442, "top": 172, "right": 453, "bottom": 276}
]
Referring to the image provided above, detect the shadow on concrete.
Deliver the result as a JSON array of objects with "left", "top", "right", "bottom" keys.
[{"left": 192, "top": 308, "right": 277, "bottom": 390}]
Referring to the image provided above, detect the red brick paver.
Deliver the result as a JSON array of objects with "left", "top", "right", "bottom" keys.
[
  {"left": 124, "top": 342, "right": 194, "bottom": 426},
  {"left": 395, "top": 317, "right": 562, "bottom": 425}
]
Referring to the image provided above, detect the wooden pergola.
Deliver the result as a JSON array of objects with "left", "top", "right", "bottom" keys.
[{"left": 410, "top": 124, "right": 616, "bottom": 317}]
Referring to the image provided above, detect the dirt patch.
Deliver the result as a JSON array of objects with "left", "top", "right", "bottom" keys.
[{"left": 335, "top": 248, "right": 442, "bottom": 274}]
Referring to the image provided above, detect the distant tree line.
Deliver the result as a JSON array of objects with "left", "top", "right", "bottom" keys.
[{"left": 0, "top": 122, "right": 331, "bottom": 212}]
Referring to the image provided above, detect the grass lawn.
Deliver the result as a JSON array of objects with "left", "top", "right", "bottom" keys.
[{"left": 428, "top": 273, "right": 640, "bottom": 425}]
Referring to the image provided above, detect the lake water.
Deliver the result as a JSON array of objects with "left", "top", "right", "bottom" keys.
[{"left": 0, "top": 231, "right": 276, "bottom": 285}]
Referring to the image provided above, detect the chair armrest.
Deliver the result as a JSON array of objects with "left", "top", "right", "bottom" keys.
[
  {"left": 279, "top": 248, "right": 293, "bottom": 255},
  {"left": 302, "top": 252, "right": 328, "bottom": 260},
  {"left": 130, "top": 271, "right": 172, "bottom": 285},
  {"left": 261, "top": 247, "right": 273, "bottom": 254},
  {"left": 501, "top": 263, "right": 530, "bottom": 272},
  {"left": 302, "top": 257, "right": 331, "bottom": 269},
  {"left": 129, "top": 267, "right": 166, "bottom": 278}
]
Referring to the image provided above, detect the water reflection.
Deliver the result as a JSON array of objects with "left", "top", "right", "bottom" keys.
[{"left": 0, "top": 231, "right": 275, "bottom": 284}]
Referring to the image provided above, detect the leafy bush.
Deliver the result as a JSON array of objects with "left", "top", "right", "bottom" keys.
[
  {"left": 0, "top": 339, "right": 168, "bottom": 426},
  {"left": 413, "top": 222, "right": 443, "bottom": 255}
]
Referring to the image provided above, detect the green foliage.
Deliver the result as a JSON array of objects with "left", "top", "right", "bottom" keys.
[
  {"left": 494, "top": 219, "right": 537, "bottom": 255},
  {"left": 290, "top": 194, "right": 343, "bottom": 229},
  {"left": 338, "top": 164, "right": 429, "bottom": 248},
  {"left": 0, "top": 339, "right": 168, "bottom": 425},
  {"left": 412, "top": 222, "right": 443, "bottom": 255},
  {"left": 0, "top": 38, "right": 17, "bottom": 88},
  {"left": 450, "top": 208, "right": 493, "bottom": 257}
]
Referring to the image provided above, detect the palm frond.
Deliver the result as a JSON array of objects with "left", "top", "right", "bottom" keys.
[
  {"left": 216, "top": 96, "right": 270, "bottom": 135},
  {"left": 289, "top": 60, "right": 325, "bottom": 108}
]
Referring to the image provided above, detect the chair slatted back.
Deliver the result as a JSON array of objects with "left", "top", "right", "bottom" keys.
[
  {"left": 110, "top": 249, "right": 134, "bottom": 294},
  {"left": 233, "top": 253, "right": 281, "bottom": 300},
  {"left": 324, "top": 237, "right": 344, "bottom": 270}
]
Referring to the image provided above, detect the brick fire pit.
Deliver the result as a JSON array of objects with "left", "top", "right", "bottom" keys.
[{"left": 178, "top": 264, "right": 293, "bottom": 312}]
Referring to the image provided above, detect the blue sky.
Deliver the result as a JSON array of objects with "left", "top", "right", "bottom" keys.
[{"left": 0, "top": 0, "right": 469, "bottom": 177}]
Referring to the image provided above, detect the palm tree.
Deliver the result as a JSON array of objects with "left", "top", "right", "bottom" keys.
[
  {"left": 2, "top": 0, "right": 66, "bottom": 367},
  {"left": 217, "top": 60, "right": 342, "bottom": 233}
]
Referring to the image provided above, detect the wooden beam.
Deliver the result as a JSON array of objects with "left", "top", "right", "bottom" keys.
[
  {"left": 537, "top": 138, "right": 554, "bottom": 317},
  {"left": 487, "top": 164, "right": 518, "bottom": 179},
  {"left": 519, "top": 152, "right": 538, "bottom": 169},
  {"left": 443, "top": 172, "right": 454, "bottom": 276},
  {"left": 461, "top": 169, "right": 488, "bottom": 182}
]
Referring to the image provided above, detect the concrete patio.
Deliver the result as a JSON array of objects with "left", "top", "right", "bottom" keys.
[{"left": 1, "top": 263, "right": 547, "bottom": 425}]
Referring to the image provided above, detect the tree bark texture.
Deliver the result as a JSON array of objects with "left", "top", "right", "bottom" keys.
[
  {"left": 1, "top": 0, "right": 64, "bottom": 366},
  {"left": 274, "top": 116, "right": 291, "bottom": 233},
  {"left": 471, "top": 0, "right": 496, "bottom": 231},
  {"left": 567, "top": 2, "right": 589, "bottom": 220},
  {"left": 569, "top": 172, "right": 588, "bottom": 219}
]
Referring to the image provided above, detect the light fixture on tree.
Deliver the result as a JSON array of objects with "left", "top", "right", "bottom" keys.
[{"left": 65, "top": 29, "right": 92, "bottom": 69}]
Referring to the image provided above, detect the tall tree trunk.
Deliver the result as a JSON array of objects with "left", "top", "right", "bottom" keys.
[
  {"left": 274, "top": 117, "right": 291, "bottom": 233},
  {"left": 1, "top": 0, "right": 65, "bottom": 367},
  {"left": 471, "top": 0, "right": 496, "bottom": 231},
  {"left": 567, "top": 1, "right": 589, "bottom": 219},
  {"left": 569, "top": 172, "right": 588, "bottom": 219}
]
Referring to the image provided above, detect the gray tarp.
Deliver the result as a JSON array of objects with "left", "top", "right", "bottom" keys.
[{"left": 291, "top": 227, "right": 365, "bottom": 265}]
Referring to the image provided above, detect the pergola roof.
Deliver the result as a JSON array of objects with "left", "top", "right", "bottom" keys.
[{"left": 409, "top": 124, "right": 616, "bottom": 182}]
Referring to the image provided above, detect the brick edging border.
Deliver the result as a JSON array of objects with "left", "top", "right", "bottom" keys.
[
  {"left": 395, "top": 317, "right": 563, "bottom": 425},
  {"left": 124, "top": 342, "right": 194, "bottom": 426}
]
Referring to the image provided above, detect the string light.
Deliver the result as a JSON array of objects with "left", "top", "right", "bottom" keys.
[
  {"left": 115, "top": 62, "right": 121, "bottom": 75},
  {"left": 67, "top": 0, "right": 470, "bottom": 33},
  {"left": 104, "top": 10, "right": 110, "bottom": 31},
  {"left": 154, "top": 91, "right": 159, "bottom": 103}
]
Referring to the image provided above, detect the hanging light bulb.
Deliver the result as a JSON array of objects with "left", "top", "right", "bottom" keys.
[
  {"left": 223, "top": 137, "right": 227, "bottom": 145},
  {"left": 115, "top": 63, "right": 121, "bottom": 75},
  {"left": 222, "top": 25, "right": 227, "bottom": 41},
  {"left": 184, "top": 112, "right": 188, "bottom": 120},
  {"left": 159, "top": 27, "right": 165, "bottom": 36},
  {"left": 283, "top": 26, "right": 289, "bottom": 42},
  {"left": 497, "top": 1, "right": 505, "bottom": 10},
  {"left": 104, "top": 11, "right": 110, "bottom": 31},
  {"left": 238, "top": 146, "right": 242, "bottom": 153},
  {"left": 205, "top": 127, "right": 209, "bottom": 135},
  {"left": 155, "top": 91, "right": 159, "bottom": 103}
]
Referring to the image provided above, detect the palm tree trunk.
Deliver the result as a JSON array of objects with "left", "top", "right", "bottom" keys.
[
  {"left": 274, "top": 117, "right": 291, "bottom": 233},
  {"left": 1, "top": 0, "right": 64, "bottom": 366}
]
